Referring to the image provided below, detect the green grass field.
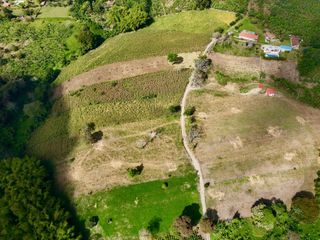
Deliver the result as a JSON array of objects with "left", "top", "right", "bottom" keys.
[
  {"left": 54, "top": 9, "right": 235, "bottom": 85},
  {"left": 38, "top": 7, "right": 71, "bottom": 18},
  {"left": 76, "top": 173, "right": 200, "bottom": 238}
]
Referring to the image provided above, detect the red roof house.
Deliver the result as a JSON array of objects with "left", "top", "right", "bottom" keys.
[
  {"left": 258, "top": 83, "right": 264, "bottom": 89},
  {"left": 290, "top": 35, "right": 301, "bottom": 49},
  {"left": 266, "top": 88, "right": 276, "bottom": 96},
  {"left": 239, "top": 30, "right": 259, "bottom": 42}
]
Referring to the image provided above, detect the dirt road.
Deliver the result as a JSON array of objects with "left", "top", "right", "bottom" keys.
[{"left": 180, "top": 37, "right": 220, "bottom": 240}]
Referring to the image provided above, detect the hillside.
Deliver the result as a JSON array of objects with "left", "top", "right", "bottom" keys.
[
  {"left": 249, "top": 0, "right": 320, "bottom": 47},
  {"left": 2, "top": 0, "right": 320, "bottom": 239},
  {"left": 54, "top": 9, "right": 235, "bottom": 84},
  {"left": 248, "top": 0, "right": 320, "bottom": 108}
]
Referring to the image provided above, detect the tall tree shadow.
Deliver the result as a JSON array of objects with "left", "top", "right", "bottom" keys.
[
  {"left": 181, "top": 203, "right": 202, "bottom": 225},
  {"left": 27, "top": 86, "right": 89, "bottom": 238}
]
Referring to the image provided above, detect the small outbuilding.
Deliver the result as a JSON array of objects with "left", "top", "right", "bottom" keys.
[
  {"left": 264, "top": 32, "right": 276, "bottom": 43},
  {"left": 280, "top": 45, "right": 293, "bottom": 52},
  {"left": 266, "top": 88, "right": 276, "bottom": 97},
  {"left": 290, "top": 35, "right": 301, "bottom": 49},
  {"left": 265, "top": 53, "right": 279, "bottom": 59}
]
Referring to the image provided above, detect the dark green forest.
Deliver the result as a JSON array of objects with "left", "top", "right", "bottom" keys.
[{"left": 0, "top": 157, "right": 81, "bottom": 239}]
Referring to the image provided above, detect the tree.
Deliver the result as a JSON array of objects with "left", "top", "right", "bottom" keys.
[
  {"left": 83, "top": 122, "right": 95, "bottom": 143},
  {"left": 127, "top": 164, "right": 144, "bottom": 177},
  {"left": 191, "top": 56, "right": 212, "bottom": 87},
  {"left": 77, "top": 27, "right": 100, "bottom": 54},
  {"left": 174, "top": 215, "right": 193, "bottom": 238},
  {"left": 195, "top": 0, "right": 212, "bottom": 10},
  {"left": 184, "top": 106, "right": 196, "bottom": 116},
  {"left": 0, "top": 7, "right": 13, "bottom": 19},
  {"left": 0, "top": 157, "right": 80, "bottom": 239},
  {"left": 107, "top": 4, "right": 149, "bottom": 33}
]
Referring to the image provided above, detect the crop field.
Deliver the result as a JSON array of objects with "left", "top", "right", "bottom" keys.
[
  {"left": 54, "top": 9, "right": 235, "bottom": 84},
  {"left": 28, "top": 70, "right": 192, "bottom": 195},
  {"left": 76, "top": 173, "right": 200, "bottom": 239},
  {"left": 186, "top": 76, "right": 320, "bottom": 219}
]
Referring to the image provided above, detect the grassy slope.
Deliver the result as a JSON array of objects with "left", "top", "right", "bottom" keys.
[
  {"left": 76, "top": 173, "right": 200, "bottom": 238},
  {"left": 54, "top": 9, "right": 235, "bottom": 85},
  {"left": 38, "top": 6, "right": 71, "bottom": 18},
  {"left": 28, "top": 69, "right": 191, "bottom": 161}
]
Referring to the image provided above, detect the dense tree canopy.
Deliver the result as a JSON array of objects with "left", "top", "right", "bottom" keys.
[{"left": 0, "top": 157, "right": 80, "bottom": 239}]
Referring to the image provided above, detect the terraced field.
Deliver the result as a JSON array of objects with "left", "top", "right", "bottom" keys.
[
  {"left": 54, "top": 9, "right": 235, "bottom": 85},
  {"left": 28, "top": 70, "right": 193, "bottom": 195}
]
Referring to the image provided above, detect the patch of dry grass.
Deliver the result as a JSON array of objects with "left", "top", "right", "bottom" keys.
[
  {"left": 187, "top": 79, "right": 320, "bottom": 219},
  {"left": 27, "top": 70, "right": 192, "bottom": 195}
]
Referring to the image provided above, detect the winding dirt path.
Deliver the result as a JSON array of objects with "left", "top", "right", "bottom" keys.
[
  {"left": 181, "top": 84, "right": 207, "bottom": 213},
  {"left": 180, "top": 38, "right": 219, "bottom": 240}
]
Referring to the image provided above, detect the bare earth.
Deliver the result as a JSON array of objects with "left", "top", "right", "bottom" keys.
[
  {"left": 57, "top": 120, "right": 190, "bottom": 197},
  {"left": 208, "top": 52, "right": 300, "bottom": 82},
  {"left": 54, "top": 52, "right": 200, "bottom": 98},
  {"left": 188, "top": 78, "right": 320, "bottom": 219}
]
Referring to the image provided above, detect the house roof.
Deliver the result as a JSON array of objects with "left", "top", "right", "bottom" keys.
[
  {"left": 290, "top": 36, "right": 300, "bottom": 46},
  {"left": 266, "top": 88, "right": 276, "bottom": 94},
  {"left": 265, "top": 32, "right": 276, "bottom": 39},
  {"left": 280, "top": 45, "right": 292, "bottom": 51},
  {"left": 239, "top": 30, "right": 259, "bottom": 41},
  {"left": 261, "top": 45, "right": 281, "bottom": 53}
]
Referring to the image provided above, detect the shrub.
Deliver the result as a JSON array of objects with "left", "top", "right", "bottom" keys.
[
  {"left": 142, "top": 93, "right": 157, "bottom": 99},
  {"left": 87, "top": 216, "right": 99, "bottom": 228},
  {"left": 184, "top": 106, "right": 196, "bottom": 116},
  {"left": 291, "top": 195, "right": 319, "bottom": 224},
  {"left": 174, "top": 216, "right": 193, "bottom": 238},
  {"left": 111, "top": 81, "right": 118, "bottom": 87},
  {"left": 83, "top": 122, "right": 96, "bottom": 143},
  {"left": 168, "top": 53, "right": 179, "bottom": 63},
  {"left": 162, "top": 182, "right": 169, "bottom": 189},
  {"left": 199, "top": 218, "right": 214, "bottom": 233},
  {"left": 229, "top": 21, "right": 237, "bottom": 26},
  {"left": 127, "top": 164, "right": 144, "bottom": 177},
  {"left": 214, "top": 27, "right": 224, "bottom": 33},
  {"left": 195, "top": 0, "right": 212, "bottom": 10},
  {"left": 147, "top": 217, "right": 162, "bottom": 235},
  {"left": 167, "top": 53, "right": 183, "bottom": 64},
  {"left": 169, "top": 105, "right": 181, "bottom": 113}
]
